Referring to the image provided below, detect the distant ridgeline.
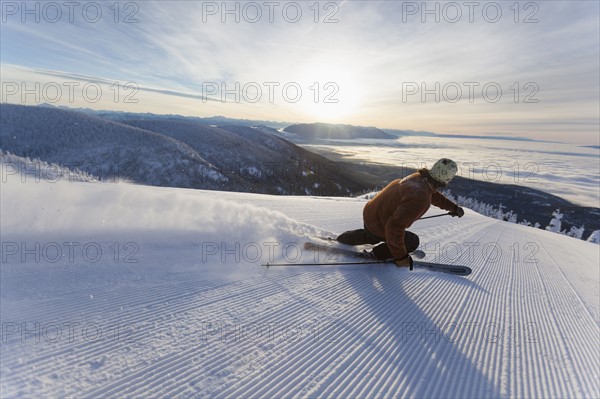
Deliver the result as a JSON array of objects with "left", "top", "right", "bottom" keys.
[
  {"left": 1, "top": 103, "right": 598, "bottom": 241},
  {"left": 283, "top": 123, "right": 396, "bottom": 141}
]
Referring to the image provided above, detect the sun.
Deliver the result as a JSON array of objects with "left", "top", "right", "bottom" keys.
[{"left": 296, "top": 61, "right": 363, "bottom": 122}]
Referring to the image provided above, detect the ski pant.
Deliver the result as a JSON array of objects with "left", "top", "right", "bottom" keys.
[{"left": 336, "top": 226, "right": 419, "bottom": 260}]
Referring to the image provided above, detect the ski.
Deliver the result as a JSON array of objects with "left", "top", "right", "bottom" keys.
[
  {"left": 407, "top": 261, "right": 471, "bottom": 276},
  {"left": 312, "top": 237, "right": 426, "bottom": 259},
  {"left": 263, "top": 260, "right": 389, "bottom": 267},
  {"left": 303, "top": 241, "right": 376, "bottom": 259},
  {"left": 305, "top": 241, "right": 426, "bottom": 260},
  {"left": 296, "top": 241, "right": 472, "bottom": 276}
]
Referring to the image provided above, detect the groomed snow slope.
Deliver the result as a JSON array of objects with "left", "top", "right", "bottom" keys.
[{"left": 1, "top": 178, "right": 599, "bottom": 398}]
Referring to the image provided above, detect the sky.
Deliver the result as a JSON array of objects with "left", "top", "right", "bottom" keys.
[{"left": 1, "top": 0, "right": 599, "bottom": 145}]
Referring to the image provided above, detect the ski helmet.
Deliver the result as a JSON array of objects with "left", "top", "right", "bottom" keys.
[{"left": 429, "top": 158, "right": 458, "bottom": 184}]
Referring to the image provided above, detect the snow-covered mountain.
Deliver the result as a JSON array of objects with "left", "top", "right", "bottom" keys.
[
  {"left": 118, "top": 119, "right": 366, "bottom": 195},
  {"left": 0, "top": 104, "right": 368, "bottom": 195},
  {"left": 1, "top": 173, "right": 598, "bottom": 398},
  {"left": 0, "top": 104, "right": 227, "bottom": 189}
]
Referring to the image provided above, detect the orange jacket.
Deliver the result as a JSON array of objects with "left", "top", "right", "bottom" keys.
[{"left": 363, "top": 171, "right": 457, "bottom": 259}]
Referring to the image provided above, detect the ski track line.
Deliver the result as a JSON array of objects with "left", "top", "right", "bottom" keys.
[
  {"left": 529, "top": 231, "right": 600, "bottom": 396},
  {"left": 538, "top": 234, "right": 597, "bottom": 396},
  {"left": 339, "top": 244, "right": 492, "bottom": 397},
  {"left": 146, "top": 271, "right": 362, "bottom": 398},
  {"left": 417, "top": 217, "right": 495, "bottom": 246},
  {"left": 418, "top": 219, "right": 494, "bottom": 257},
  {"left": 1, "top": 278, "right": 217, "bottom": 327},
  {"left": 1, "top": 260, "right": 153, "bottom": 287},
  {"left": 529, "top": 265, "right": 570, "bottom": 397},
  {"left": 414, "top": 220, "right": 501, "bottom": 397},
  {"left": 507, "top": 226, "right": 530, "bottom": 398},
  {"left": 435, "top": 222, "right": 509, "bottom": 399},
  {"left": 3, "top": 276, "right": 177, "bottom": 318},
  {"left": 2, "top": 273, "right": 304, "bottom": 397},
  {"left": 293, "top": 272, "right": 437, "bottom": 399},
  {"left": 504, "top": 226, "right": 528, "bottom": 398},
  {"left": 523, "top": 245, "right": 575, "bottom": 397},
  {"left": 81, "top": 270, "right": 359, "bottom": 398},
  {"left": 312, "top": 276, "right": 438, "bottom": 398},
  {"left": 489, "top": 222, "right": 579, "bottom": 398},
  {"left": 316, "top": 272, "right": 441, "bottom": 398},
  {"left": 495, "top": 224, "right": 599, "bottom": 398},
  {"left": 241, "top": 268, "right": 472, "bottom": 398},
  {"left": 159, "top": 274, "right": 356, "bottom": 395},
  {"left": 215, "top": 269, "right": 398, "bottom": 398},
  {"left": 532, "top": 231, "right": 599, "bottom": 326},
  {"left": 0, "top": 280, "right": 221, "bottom": 375},
  {"left": 1, "top": 282, "right": 251, "bottom": 396},
  {"left": 376, "top": 245, "right": 493, "bottom": 399},
  {"left": 137, "top": 270, "right": 380, "bottom": 396},
  {"left": 216, "top": 269, "right": 438, "bottom": 398},
  {"left": 0, "top": 282, "right": 228, "bottom": 365},
  {"left": 72, "top": 273, "right": 310, "bottom": 398},
  {"left": 399, "top": 275, "right": 475, "bottom": 397},
  {"left": 0, "top": 277, "right": 263, "bottom": 368},
  {"left": 413, "top": 221, "right": 512, "bottom": 398},
  {"left": 349, "top": 275, "right": 468, "bottom": 399},
  {"left": 521, "top": 244, "right": 555, "bottom": 398}
]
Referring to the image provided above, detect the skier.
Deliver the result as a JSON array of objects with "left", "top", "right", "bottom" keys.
[{"left": 336, "top": 158, "right": 464, "bottom": 267}]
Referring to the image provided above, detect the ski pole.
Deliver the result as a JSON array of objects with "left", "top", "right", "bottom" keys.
[
  {"left": 418, "top": 212, "right": 452, "bottom": 220},
  {"left": 263, "top": 260, "right": 390, "bottom": 267}
]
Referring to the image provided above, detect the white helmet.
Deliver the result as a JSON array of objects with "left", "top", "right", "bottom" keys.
[{"left": 430, "top": 158, "right": 458, "bottom": 184}]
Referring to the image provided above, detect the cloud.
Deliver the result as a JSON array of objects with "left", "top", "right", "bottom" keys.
[
  {"left": 1, "top": 1, "right": 598, "bottom": 143},
  {"left": 7, "top": 65, "right": 221, "bottom": 102}
]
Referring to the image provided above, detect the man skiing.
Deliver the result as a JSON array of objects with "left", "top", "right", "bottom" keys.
[{"left": 337, "top": 158, "right": 464, "bottom": 268}]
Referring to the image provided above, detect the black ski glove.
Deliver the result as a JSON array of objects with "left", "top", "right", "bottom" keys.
[{"left": 450, "top": 205, "right": 465, "bottom": 218}]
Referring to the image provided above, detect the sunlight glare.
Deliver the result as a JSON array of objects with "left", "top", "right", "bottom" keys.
[{"left": 297, "top": 60, "right": 363, "bottom": 122}]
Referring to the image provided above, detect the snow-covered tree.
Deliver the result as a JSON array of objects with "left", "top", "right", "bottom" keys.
[
  {"left": 545, "top": 209, "right": 563, "bottom": 233},
  {"left": 587, "top": 230, "right": 600, "bottom": 244},
  {"left": 504, "top": 210, "right": 518, "bottom": 223},
  {"left": 434, "top": 191, "right": 592, "bottom": 242},
  {"left": 566, "top": 225, "right": 585, "bottom": 239},
  {"left": 442, "top": 190, "right": 520, "bottom": 223}
]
